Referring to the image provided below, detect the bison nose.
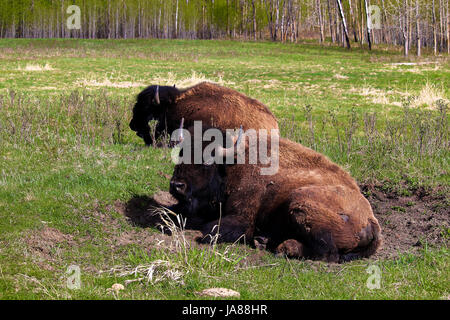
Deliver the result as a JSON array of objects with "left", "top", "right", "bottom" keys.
[{"left": 170, "top": 181, "right": 187, "bottom": 195}]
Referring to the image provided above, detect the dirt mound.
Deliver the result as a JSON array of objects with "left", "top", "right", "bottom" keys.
[
  {"left": 361, "top": 184, "right": 449, "bottom": 259},
  {"left": 24, "top": 227, "right": 75, "bottom": 270}
]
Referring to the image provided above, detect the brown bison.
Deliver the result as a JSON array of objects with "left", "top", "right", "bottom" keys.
[
  {"left": 169, "top": 125, "right": 382, "bottom": 262},
  {"left": 129, "top": 82, "right": 279, "bottom": 145}
]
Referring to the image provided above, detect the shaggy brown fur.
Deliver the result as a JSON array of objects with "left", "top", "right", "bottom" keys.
[
  {"left": 129, "top": 82, "right": 279, "bottom": 145},
  {"left": 169, "top": 127, "right": 382, "bottom": 262}
]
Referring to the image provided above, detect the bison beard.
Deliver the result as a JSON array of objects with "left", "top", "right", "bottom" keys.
[
  {"left": 129, "top": 82, "right": 279, "bottom": 146},
  {"left": 169, "top": 126, "right": 382, "bottom": 263}
]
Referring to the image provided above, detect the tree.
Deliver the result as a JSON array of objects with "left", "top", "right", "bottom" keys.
[
  {"left": 416, "top": 0, "right": 421, "bottom": 56},
  {"left": 348, "top": 0, "right": 358, "bottom": 42},
  {"left": 336, "top": 0, "right": 350, "bottom": 48},
  {"left": 433, "top": 0, "right": 438, "bottom": 55},
  {"left": 364, "top": 0, "right": 372, "bottom": 50},
  {"left": 401, "top": 0, "right": 410, "bottom": 56},
  {"left": 327, "top": 0, "right": 336, "bottom": 43},
  {"left": 447, "top": 0, "right": 450, "bottom": 54},
  {"left": 0, "top": 0, "right": 444, "bottom": 54},
  {"left": 316, "top": 0, "right": 325, "bottom": 43}
]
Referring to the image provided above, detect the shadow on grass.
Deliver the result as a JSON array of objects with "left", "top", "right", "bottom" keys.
[
  {"left": 123, "top": 194, "right": 205, "bottom": 242},
  {"left": 124, "top": 192, "right": 208, "bottom": 233},
  {"left": 123, "top": 195, "right": 164, "bottom": 228}
]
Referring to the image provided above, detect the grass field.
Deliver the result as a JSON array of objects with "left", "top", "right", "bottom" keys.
[{"left": 0, "top": 39, "right": 448, "bottom": 300}]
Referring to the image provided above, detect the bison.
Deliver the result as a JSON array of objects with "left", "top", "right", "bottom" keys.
[
  {"left": 168, "top": 124, "right": 382, "bottom": 262},
  {"left": 129, "top": 82, "right": 279, "bottom": 146}
]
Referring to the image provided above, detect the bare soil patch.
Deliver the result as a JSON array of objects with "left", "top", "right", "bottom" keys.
[
  {"left": 24, "top": 227, "right": 75, "bottom": 270},
  {"left": 361, "top": 184, "right": 449, "bottom": 259}
]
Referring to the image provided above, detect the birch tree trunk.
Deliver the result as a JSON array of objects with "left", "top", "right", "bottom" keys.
[
  {"left": 175, "top": 0, "right": 178, "bottom": 38},
  {"left": 364, "top": 0, "right": 372, "bottom": 50},
  {"left": 447, "top": 0, "right": 450, "bottom": 54},
  {"left": 402, "top": 0, "right": 409, "bottom": 56},
  {"left": 327, "top": 0, "right": 335, "bottom": 42},
  {"left": 226, "top": 0, "right": 230, "bottom": 37},
  {"left": 275, "top": 0, "right": 280, "bottom": 41},
  {"left": 349, "top": 0, "right": 358, "bottom": 42},
  {"left": 433, "top": 0, "right": 438, "bottom": 55},
  {"left": 317, "top": 0, "right": 325, "bottom": 43},
  {"left": 357, "top": 0, "right": 363, "bottom": 45},
  {"left": 381, "top": 0, "right": 388, "bottom": 43},
  {"left": 416, "top": 0, "right": 421, "bottom": 56},
  {"left": 440, "top": 0, "right": 444, "bottom": 51},
  {"left": 252, "top": 0, "right": 257, "bottom": 40},
  {"left": 336, "top": 0, "right": 350, "bottom": 48},
  {"left": 408, "top": 0, "right": 412, "bottom": 50},
  {"left": 265, "top": 0, "right": 275, "bottom": 41}
]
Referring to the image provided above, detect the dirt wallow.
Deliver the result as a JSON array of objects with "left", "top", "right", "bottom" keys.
[
  {"left": 360, "top": 183, "right": 449, "bottom": 259},
  {"left": 123, "top": 184, "right": 449, "bottom": 262}
]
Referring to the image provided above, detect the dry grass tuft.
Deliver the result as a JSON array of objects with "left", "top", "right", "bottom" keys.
[
  {"left": 350, "top": 82, "right": 448, "bottom": 109},
  {"left": 410, "top": 82, "right": 448, "bottom": 109},
  {"left": 18, "top": 63, "right": 54, "bottom": 71},
  {"left": 151, "top": 70, "right": 231, "bottom": 89},
  {"left": 350, "top": 86, "right": 397, "bottom": 106},
  {"left": 77, "top": 78, "right": 144, "bottom": 88},
  {"left": 333, "top": 73, "right": 349, "bottom": 80},
  {"left": 102, "top": 260, "right": 185, "bottom": 286}
]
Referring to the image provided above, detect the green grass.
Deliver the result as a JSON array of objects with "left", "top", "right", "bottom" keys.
[{"left": 0, "top": 39, "right": 448, "bottom": 300}]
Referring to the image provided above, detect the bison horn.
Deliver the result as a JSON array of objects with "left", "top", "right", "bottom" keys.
[
  {"left": 155, "top": 85, "right": 160, "bottom": 105},
  {"left": 216, "top": 126, "right": 243, "bottom": 158},
  {"left": 178, "top": 118, "right": 185, "bottom": 143}
]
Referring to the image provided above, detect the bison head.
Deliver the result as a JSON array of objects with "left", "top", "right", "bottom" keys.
[
  {"left": 169, "top": 125, "right": 243, "bottom": 221},
  {"left": 129, "top": 85, "right": 180, "bottom": 145},
  {"left": 170, "top": 163, "right": 226, "bottom": 221}
]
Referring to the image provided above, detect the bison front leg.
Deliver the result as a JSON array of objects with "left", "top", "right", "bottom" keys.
[
  {"left": 198, "top": 189, "right": 263, "bottom": 244},
  {"left": 198, "top": 215, "right": 253, "bottom": 244}
]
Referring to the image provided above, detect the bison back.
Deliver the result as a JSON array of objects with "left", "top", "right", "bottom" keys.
[{"left": 171, "top": 82, "right": 279, "bottom": 132}]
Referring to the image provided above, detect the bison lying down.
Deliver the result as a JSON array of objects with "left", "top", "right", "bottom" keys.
[
  {"left": 129, "top": 82, "right": 279, "bottom": 145},
  {"left": 168, "top": 125, "right": 382, "bottom": 262}
]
